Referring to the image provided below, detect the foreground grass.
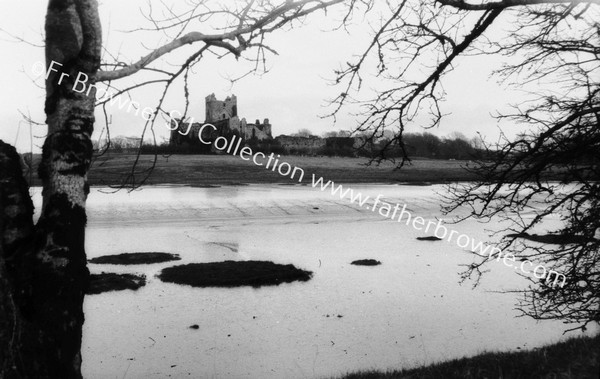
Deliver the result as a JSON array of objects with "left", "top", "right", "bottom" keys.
[{"left": 336, "top": 334, "right": 599, "bottom": 379}]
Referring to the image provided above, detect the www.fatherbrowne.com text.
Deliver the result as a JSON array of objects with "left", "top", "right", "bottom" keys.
[{"left": 33, "top": 60, "right": 567, "bottom": 288}]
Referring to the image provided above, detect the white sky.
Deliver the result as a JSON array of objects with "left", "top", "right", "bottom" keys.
[{"left": 0, "top": 0, "right": 523, "bottom": 153}]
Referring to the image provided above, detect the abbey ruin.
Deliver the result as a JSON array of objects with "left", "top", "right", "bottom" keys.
[
  {"left": 168, "top": 93, "right": 365, "bottom": 156},
  {"left": 170, "top": 94, "right": 273, "bottom": 147}
]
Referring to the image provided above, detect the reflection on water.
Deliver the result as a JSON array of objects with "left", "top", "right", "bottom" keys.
[{"left": 29, "top": 184, "right": 596, "bottom": 378}]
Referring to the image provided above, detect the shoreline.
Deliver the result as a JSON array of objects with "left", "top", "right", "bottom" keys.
[{"left": 85, "top": 180, "right": 450, "bottom": 188}]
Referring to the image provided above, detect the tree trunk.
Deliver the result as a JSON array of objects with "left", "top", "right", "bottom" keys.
[
  {"left": 0, "top": 141, "right": 37, "bottom": 378},
  {"left": 0, "top": 0, "right": 101, "bottom": 377}
]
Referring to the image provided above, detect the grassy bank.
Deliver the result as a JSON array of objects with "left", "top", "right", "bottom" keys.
[
  {"left": 83, "top": 153, "right": 478, "bottom": 186},
  {"left": 336, "top": 334, "right": 599, "bottom": 379},
  {"left": 22, "top": 153, "right": 476, "bottom": 186}
]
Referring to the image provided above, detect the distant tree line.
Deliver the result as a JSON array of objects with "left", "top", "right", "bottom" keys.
[{"left": 386, "top": 132, "right": 485, "bottom": 160}]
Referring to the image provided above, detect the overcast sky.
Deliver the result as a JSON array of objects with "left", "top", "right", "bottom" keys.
[{"left": 0, "top": 0, "right": 522, "bottom": 153}]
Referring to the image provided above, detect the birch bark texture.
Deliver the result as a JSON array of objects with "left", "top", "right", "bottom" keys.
[{"left": 0, "top": 0, "right": 101, "bottom": 377}]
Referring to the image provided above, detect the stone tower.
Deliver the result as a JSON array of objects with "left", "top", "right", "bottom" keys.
[{"left": 205, "top": 93, "right": 238, "bottom": 122}]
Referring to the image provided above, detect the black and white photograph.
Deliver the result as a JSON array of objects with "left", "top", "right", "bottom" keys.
[{"left": 0, "top": 0, "right": 599, "bottom": 378}]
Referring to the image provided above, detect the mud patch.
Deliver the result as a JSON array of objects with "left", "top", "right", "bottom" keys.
[
  {"left": 417, "top": 236, "right": 442, "bottom": 241},
  {"left": 506, "top": 233, "right": 596, "bottom": 245},
  {"left": 88, "top": 273, "right": 146, "bottom": 295},
  {"left": 351, "top": 259, "right": 381, "bottom": 266},
  {"left": 158, "top": 260, "right": 312, "bottom": 288},
  {"left": 89, "top": 252, "right": 181, "bottom": 265}
]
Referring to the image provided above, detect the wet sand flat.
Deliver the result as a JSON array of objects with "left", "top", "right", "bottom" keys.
[{"left": 28, "top": 184, "right": 595, "bottom": 378}]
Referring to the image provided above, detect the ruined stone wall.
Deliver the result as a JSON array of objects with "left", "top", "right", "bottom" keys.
[
  {"left": 169, "top": 121, "right": 202, "bottom": 146},
  {"left": 243, "top": 118, "right": 272, "bottom": 141},
  {"left": 275, "top": 135, "right": 326, "bottom": 153},
  {"left": 275, "top": 135, "right": 365, "bottom": 155},
  {"left": 169, "top": 120, "right": 228, "bottom": 146}
]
